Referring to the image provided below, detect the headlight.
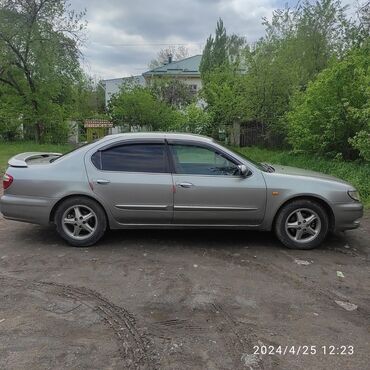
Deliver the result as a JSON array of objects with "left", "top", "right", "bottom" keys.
[{"left": 348, "top": 190, "right": 360, "bottom": 202}]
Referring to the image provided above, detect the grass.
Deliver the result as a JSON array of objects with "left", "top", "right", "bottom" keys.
[
  {"left": 1, "top": 141, "right": 369, "bottom": 207},
  {"left": 0, "top": 141, "right": 72, "bottom": 174},
  {"left": 233, "top": 146, "right": 370, "bottom": 208}
]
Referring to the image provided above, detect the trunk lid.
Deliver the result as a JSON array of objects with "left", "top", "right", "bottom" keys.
[{"left": 8, "top": 152, "right": 62, "bottom": 168}]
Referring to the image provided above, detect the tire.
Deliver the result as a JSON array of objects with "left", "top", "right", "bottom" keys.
[
  {"left": 55, "top": 197, "right": 107, "bottom": 247},
  {"left": 274, "top": 199, "right": 329, "bottom": 250}
]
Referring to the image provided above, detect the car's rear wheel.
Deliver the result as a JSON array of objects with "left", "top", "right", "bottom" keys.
[
  {"left": 55, "top": 197, "right": 107, "bottom": 247},
  {"left": 275, "top": 199, "right": 329, "bottom": 249}
]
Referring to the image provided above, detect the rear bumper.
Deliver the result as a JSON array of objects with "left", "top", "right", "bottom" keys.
[
  {"left": 332, "top": 202, "right": 363, "bottom": 231},
  {"left": 0, "top": 194, "right": 54, "bottom": 225}
]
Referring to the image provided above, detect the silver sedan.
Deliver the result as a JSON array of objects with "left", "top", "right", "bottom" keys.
[{"left": 0, "top": 133, "right": 363, "bottom": 248}]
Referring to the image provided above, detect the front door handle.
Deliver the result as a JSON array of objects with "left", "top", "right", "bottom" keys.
[
  {"left": 96, "top": 179, "right": 110, "bottom": 185},
  {"left": 177, "top": 182, "right": 194, "bottom": 188}
]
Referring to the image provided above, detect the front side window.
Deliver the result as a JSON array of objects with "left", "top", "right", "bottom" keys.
[
  {"left": 170, "top": 144, "right": 239, "bottom": 176},
  {"left": 92, "top": 143, "right": 168, "bottom": 173}
]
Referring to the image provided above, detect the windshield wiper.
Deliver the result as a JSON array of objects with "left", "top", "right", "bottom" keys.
[
  {"left": 49, "top": 156, "right": 61, "bottom": 163},
  {"left": 261, "top": 163, "right": 275, "bottom": 173}
]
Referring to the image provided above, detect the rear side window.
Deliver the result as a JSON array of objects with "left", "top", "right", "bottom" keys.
[{"left": 91, "top": 144, "right": 168, "bottom": 173}]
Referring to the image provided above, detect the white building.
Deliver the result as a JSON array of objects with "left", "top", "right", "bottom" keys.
[
  {"left": 102, "top": 55, "right": 202, "bottom": 106},
  {"left": 102, "top": 75, "right": 145, "bottom": 107}
]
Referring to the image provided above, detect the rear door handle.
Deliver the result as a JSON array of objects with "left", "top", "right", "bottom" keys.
[
  {"left": 96, "top": 179, "right": 110, "bottom": 185},
  {"left": 177, "top": 182, "right": 194, "bottom": 188}
]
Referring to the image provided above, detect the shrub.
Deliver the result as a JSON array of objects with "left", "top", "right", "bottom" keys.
[
  {"left": 171, "top": 104, "right": 213, "bottom": 135},
  {"left": 349, "top": 130, "right": 370, "bottom": 161},
  {"left": 286, "top": 44, "right": 369, "bottom": 159},
  {"left": 109, "top": 86, "right": 182, "bottom": 131}
]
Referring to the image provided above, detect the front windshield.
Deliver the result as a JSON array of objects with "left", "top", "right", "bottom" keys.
[{"left": 227, "top": 146, "right": 269, "bottom": 172}]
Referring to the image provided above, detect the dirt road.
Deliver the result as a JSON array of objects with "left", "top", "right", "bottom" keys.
[{"left": 0, "top": 213, "right": 369, "bottom": 369}]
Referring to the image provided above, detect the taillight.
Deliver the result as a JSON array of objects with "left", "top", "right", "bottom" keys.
[{"left": 3, "top": 173, "right": 13, "bottom": 190}]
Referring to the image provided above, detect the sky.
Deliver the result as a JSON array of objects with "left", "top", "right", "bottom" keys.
[{"left": 68, "top": 0, "right": 354, "bottom": 80}]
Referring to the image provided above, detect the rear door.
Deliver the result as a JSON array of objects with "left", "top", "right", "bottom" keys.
[
  {"left": 85, "top": 140, "right": 174, "bottom": 224},
  {"left": 169, "top": 141, "right": 266, "bottom": 225}
]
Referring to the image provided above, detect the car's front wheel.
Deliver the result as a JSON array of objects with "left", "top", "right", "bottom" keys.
[
  {"left": 275, "top": 199, "right": 329, "bottom": 249},
  {"left": 55, "top": 197, "right": 107, "bottom": 247}
]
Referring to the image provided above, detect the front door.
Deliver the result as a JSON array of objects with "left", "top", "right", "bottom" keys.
[
  {"left": 169, "top": 142, "right": 266, "bottom": 225},
  {"left": 86, "top": 141, "right": 173, "bottom": 224}
]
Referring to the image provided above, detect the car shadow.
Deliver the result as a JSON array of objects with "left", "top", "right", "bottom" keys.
[
  {"left": 5, "top": 219, "right": 360, "bottom": 255},
  {"left": 105, "top": 228, "right": 277, "bottom": 249},
  {"left": 12, "top": 223, "right": 277, "bottom": 250}
]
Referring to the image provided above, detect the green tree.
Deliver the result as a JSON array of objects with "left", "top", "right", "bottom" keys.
[
  {"left": 245, "top": 0, "right": 358, "bottom": 134},
  {"left": 109, "top": 86, "right": 182, "bottom": 131},
  {"left": 200, "top": 1, "right": 363, "bottom": 145},
  {"left": 0, "top": 0, "right": 86, "bottom": 142},
  {"left": 0, "top": 83, "right": 23, "bottom": 140},
  {"left": 200, "top": 18, "right": 245, "bottom": 80},
  {"left": 72, "top": 77, "right": 106, "bottom": 121},
  {"left": 149, "top": 78, "right": 194, "bottom": 109},
  {"left": 199, "top": 19, "right": 247, "bottom": 138},
  {"left": 202, "top": 66, "right": 247, "bottom": 125},
  {"left": 262, "top": 0, "right": 355, "bottom": 78},
  {"left": 350, "top": 130, "right": 370, "bottom": 161},
  {"left": 170, "top": 103, "right": 213, "bottom": 135},
  {"left": 286, "top": 44, "right": 369, "bottom": 159}
]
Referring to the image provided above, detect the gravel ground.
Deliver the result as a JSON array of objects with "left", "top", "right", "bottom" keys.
[{"left": 0, "top": 211, "right": 369, "bottom": 370}]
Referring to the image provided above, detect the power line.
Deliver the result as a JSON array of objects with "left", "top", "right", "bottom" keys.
[{"left": 90, "top": 42, "right": 203, "bottom": 47}]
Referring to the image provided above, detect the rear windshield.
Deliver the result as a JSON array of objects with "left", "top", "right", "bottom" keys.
[{"left": 50, "top": 141, "right": 98, "bottom": 163}]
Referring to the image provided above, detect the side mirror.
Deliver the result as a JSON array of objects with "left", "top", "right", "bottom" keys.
[{"left": 238, "top": 164, "right": 249, "bottom": 177}]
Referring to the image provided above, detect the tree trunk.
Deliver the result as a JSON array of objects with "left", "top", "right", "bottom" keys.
[{"left": 35, "top": 122, "right": 42, "bottom": 143}]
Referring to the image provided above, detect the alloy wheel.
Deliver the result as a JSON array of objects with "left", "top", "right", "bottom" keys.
[
  {"left": 284, "top": 208, "right": 321, "bottom": 244},
  {"left": 61, "top": 205, "right": 98, "bottom": 241}
]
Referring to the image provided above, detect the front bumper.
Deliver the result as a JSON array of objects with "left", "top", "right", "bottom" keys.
[
  {"left": 0, "top": 194, "right": 54, "bottom": 225},
  {"left": 332, "top": 202, "right": 363, "bottom": 231}
]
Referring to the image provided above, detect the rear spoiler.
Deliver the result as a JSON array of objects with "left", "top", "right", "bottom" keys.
[{"left": 8, "top": 152, "right": 62, "bottom": 168}]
